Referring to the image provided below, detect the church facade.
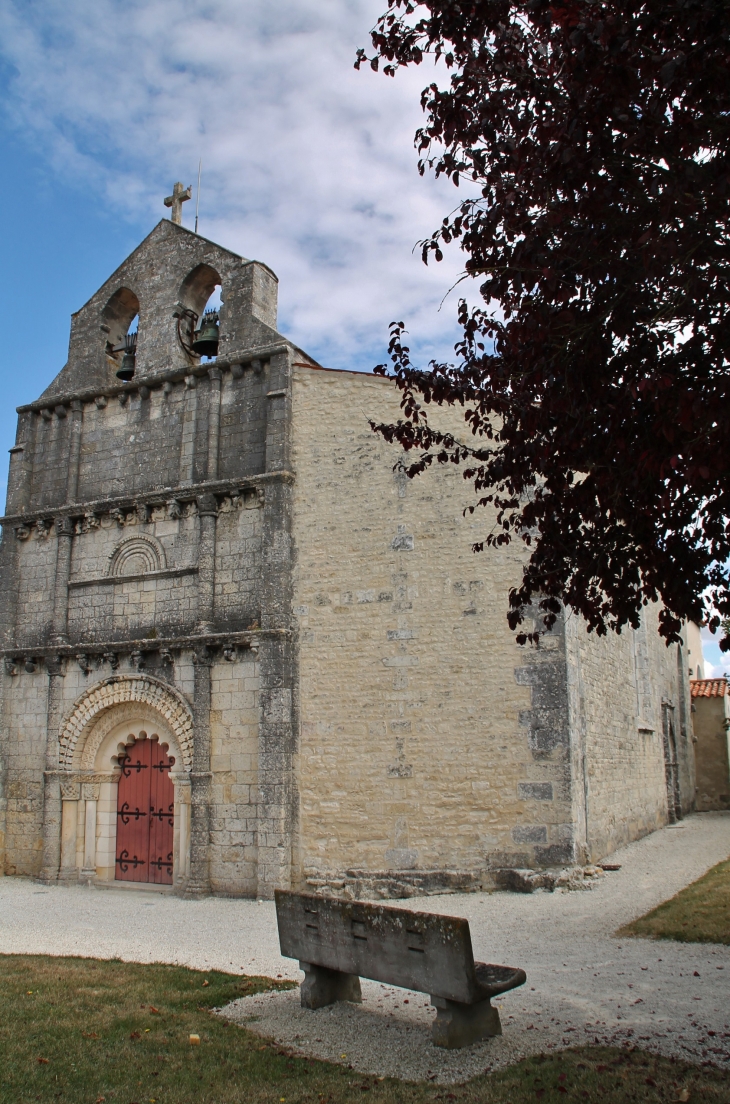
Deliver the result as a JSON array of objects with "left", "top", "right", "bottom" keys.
[{"left": 0, "top": 218, "right": 696, "bottom": 898}]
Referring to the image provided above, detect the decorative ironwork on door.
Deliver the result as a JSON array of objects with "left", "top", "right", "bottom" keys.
[{"left": 116, "top": 736, "right": 175, "bottom": 884}]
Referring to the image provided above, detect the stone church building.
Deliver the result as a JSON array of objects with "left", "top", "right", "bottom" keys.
[{"left": 0, "top": 212, "right": 696, "bottom": 898}]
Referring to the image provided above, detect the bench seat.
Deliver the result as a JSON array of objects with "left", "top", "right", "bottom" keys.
[{"left": 275, "top": 890, "right": 526, "bottom": 1048}]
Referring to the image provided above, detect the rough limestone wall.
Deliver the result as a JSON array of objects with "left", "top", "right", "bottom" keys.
[
  {"left": 208, "top": 655, "right": 259, "bottom": 895},
  {"left": 289, "top": 367, "right": 575, "bottom": 884},
  {"left": 0, "top": 666, "right": 49, "bottom": 875},
  {"left": 565, "top": 605, "right": 692, "bottom": 860}
]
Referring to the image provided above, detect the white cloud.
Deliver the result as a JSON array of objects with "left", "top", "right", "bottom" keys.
[{"left": 0, "top": 0, "right": 473, "bottom": 368}]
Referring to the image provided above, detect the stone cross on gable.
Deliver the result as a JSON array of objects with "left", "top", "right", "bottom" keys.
[{"left": 164, "top": 181, "right": 192, "bottom": 225}]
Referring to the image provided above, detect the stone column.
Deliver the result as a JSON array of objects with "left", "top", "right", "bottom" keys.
[
  {"left": 39, "top": 656, "right": 66, "bottom": 884},
  {"left": 179, "top": 375, "right": 198, "bottom": 486},
  {"left": 196, "top": 494, "right": 218, "bottom": 634},
  {"left": 59, "top": 780, "right": 80, "bottom": 884},
  {"left": 207, "top": 367, "right": 222, "bottom": 480},
  {"left": 6, "top": 409, "right": 36, "bottom": 514},
  {"left": 185, "top": 647, "right": 213, "bottom": 897},
  {"left": 65, "top": 399, "right": 83, "bottom": 504},
  {"left": 51, "top": 517, "right": 74, "bottom": 644},
  {"left": 80, "top": 782, "right": 100, "bottom": 883}
]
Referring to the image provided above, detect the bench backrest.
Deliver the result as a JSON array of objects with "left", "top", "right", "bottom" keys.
[{"left": 275, "top": 890, "right": 481, "bottom": 1004}]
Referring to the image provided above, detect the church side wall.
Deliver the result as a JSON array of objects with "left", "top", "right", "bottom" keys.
[
  {"left": 565, "top": 608, "right": 694, "bottom": 861},
  {"left": 289, "top": 368, "right": 575, "bottom": 890}
]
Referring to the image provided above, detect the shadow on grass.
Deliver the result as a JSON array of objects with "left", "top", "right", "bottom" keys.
[
  {"left": 617, "top": 857, "right": 730, "bottom": 945},
  {"left": 0, "top": 955, "right": 727, "bottom": 1103}
]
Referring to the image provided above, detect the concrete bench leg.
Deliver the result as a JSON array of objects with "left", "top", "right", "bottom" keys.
[
  {"left": 299, "top": 960, "right": 362, "bottom": 1010},
  {"left": 430, "top": 995, "right": 502, "bottom": 1048}
]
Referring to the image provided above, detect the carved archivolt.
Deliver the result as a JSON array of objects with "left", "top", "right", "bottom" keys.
[
  {"left": 79, "top": 701, "right": 179, "bottom": 771},
  {"left": 58, "top": 674, "right": 193, "bottom": 771},
  {"left": 108, "top": 534, "right": 166, "bottom": 577}
]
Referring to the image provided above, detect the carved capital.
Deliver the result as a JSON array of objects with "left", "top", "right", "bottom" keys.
[
  {"left": 55, "top": 516, "right": 74, "bottom": 538},
  {"left": 81, "top": 782, "right": 100, "bottom": 801},
  {"left": 196, "top": 493, "right": 218, "bottom": 517},
  {"left": 60, "top": 781, "right": 81, "bottom": 801},
  {"left": 208, "top": 366, "right": 222, "bottom": 383},
  {"left": 192, "top": 645, "right": 213, "bottom": 667},
  {"left": 46, "top": 655, "right": 64, "bottom": 678}
]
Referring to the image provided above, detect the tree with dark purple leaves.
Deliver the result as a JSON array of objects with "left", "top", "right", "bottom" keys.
[{"left": 356, "top": 1, "right": 730, "bottom": 647}]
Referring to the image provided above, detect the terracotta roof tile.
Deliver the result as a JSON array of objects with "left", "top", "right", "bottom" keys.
[{"left": 690, "top": 678, "right": 728, "bottom": 698}]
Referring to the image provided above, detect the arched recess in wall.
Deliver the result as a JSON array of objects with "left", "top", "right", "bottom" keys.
[
  {"left": 108, "top": 535, "right": 166, "bottom": 578},
  {"left": 58, "top": 674, "right": 194, "bottom": 772},
  {"left": 177, "top": 263, "right": 222, "bottom": 360},
  {"left": 102, "top": 287, "right": 140, "bottom": 371}
]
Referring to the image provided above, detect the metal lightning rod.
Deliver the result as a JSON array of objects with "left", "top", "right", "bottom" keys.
[{"left": 194, "top": 159, "right": 202, "bottom": 234}]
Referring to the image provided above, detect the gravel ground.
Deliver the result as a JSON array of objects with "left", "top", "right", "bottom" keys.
[{"left": 1, "top": 812, "right": 729, "bottom": 1083}]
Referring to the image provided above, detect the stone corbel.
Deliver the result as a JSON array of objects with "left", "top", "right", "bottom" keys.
[
  {"left": 35, "top": 518, "right": 53, "bottom": 539},
  {"left": 77, "top": 653, "right": 92, "bottom": 675},
  {"left": 130, "top": 650, "right": 145, "bottom": 671},
  {"left": 159, "top": 649, "right": 173, "bottom": 668},
  {"left": 110, "top": 508, "right": 125, "bottom": 528},
  {"left": 137, "top": 503, "right": 151, "bottom": 525},
  {"left": 103, "top": 652, "right": 119, "bottom": 670},
  {"left": 223, "top": 644, "right": 236, "bottom": 662},
  {"left": 167, "top": 499, "right": 182, "bottom": 520},
  {"left": 82, "top": 513, "right": 100, "bottom": 534},
  {"left": 4, "top": 657, "right": 18, "bottom": 676},
  {"left": 23, "top": 657, "right": 37, "bottom": 673},
  {"left": 14, "top": 524, "right": 30, "bottom": 541}
]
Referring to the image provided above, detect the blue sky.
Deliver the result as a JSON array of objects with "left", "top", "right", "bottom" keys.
[
  {"left": 0, "top": 0, "right": 466, "bottom": 462},
  {"left": 0, "top": 0, "right": 723, "bottom": 673}
]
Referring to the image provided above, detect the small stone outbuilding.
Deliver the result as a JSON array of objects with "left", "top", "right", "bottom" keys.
[
  {"left": 0, "top": 217, "right": 696, "bottom": 898},
  {"left": 690, "top": 678, "right": 730, "bottom": 811}
]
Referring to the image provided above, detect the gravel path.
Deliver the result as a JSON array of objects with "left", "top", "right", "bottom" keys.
[{"left": 1, "top": 812, "right": 728, "bottom": 1083}]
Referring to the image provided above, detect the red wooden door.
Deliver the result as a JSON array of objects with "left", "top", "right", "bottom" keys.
[{"left": 116, "top": 738, "right": 175, "bottom": 884}]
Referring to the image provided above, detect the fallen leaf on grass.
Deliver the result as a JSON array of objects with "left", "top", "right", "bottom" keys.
[
  {"left": 95, "top": 1097, "right": 105, "bottom": 1102},
  {"left": 202, "top": 981, "right": 209, "bottom": 987},
  {"left": 82, "top": 1031, "right": 99, "bottom": 1039},
  {"left": 36, "top": 1057, "right": 49, "bottom": 1065},
  {"left": 675, "top": 1091, "right": 690, "bottom": 1103},
  {"left": 149, "top": 1006, "right": 160, "bottom": 1014},
  {"left": 189, "top": 1034, "right": 200, "bottom": 1046},
  {"left": 130, "top": 1031, "right": 141, "bottom": 1040}
]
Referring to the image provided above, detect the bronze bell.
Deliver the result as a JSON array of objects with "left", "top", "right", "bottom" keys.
[
  {"left": 116, "top": 333, "right": 137, "bottom": 381},
  {"left": 192, "top": 310, "right": 219, "bottom": 358}
]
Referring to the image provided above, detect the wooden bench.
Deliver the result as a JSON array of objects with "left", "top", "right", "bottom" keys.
[{"left": 275, "top": 890, "right": 526, "bottom": 1049}]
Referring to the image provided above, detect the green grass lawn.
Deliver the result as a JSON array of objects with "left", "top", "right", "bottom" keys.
[
  {"left": 1, "top": 956, "right": 728, "bottom": 1104},
  {"left": 618, "top": 857, "right": 730, "bottom": 944}
]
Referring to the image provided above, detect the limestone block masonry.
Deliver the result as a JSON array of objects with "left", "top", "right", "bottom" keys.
[{"left": 0, "top": 218, "right": 696, "bottom": 898}]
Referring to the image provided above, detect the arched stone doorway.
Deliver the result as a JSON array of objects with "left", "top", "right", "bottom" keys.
[{"left": 56, "top": 675, "right": 193, "bottom": 890}]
